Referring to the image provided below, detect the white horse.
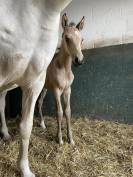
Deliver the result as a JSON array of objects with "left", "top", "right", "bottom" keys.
[
  {"left": 0, "top": 0, "right": 72, "bottom": 177},
  {"left": 38, "top": 14, "right": 85, "bottom": 145}
]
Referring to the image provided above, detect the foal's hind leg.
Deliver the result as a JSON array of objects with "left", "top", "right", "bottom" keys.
[
  {"left": 38, "top": 87, "right": 47, "bottom": 129},
  {"left": 0, "top": 92, "right": 11, "bottom": 140},
  {"left": 54, "top": 88, "right": 63, "bottom": 145},
  {"left": 63, "top": 87, "right": 75, "bottom": 145}
]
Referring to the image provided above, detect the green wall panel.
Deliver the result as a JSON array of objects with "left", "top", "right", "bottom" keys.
[
  {"left": 41, "top": 44, "right": 133, "bottom": 123},
  {"left": 7, "top": 43, "right": 133, "bottom": 123}
]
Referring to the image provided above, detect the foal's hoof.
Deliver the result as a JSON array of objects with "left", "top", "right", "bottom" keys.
[
  {"left": 40, "top": 122, "right": 46, "bottom": 130},
  {"left": 59, "top": 140, "right": 64, "bottom": 145},
  {"left": 69, "top": 140, "right": 75, "bottom": 146}
]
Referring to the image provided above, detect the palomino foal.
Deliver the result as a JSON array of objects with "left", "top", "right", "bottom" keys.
[{"left": 38, "top": 14, "right": 85, "bottom": 145}]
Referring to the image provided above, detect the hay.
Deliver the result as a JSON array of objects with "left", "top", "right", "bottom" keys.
[{"left": 0, "top": 117, "right": 133, "bottom": 177}]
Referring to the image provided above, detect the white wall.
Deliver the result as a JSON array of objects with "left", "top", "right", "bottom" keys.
[{"left": 60, "top": 0, "right": 133, "bottom": 49}]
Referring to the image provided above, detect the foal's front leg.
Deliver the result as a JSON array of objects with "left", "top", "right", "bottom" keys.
[
  {"left": 63, "top": 87, "right": 75, "bottom": 145},
  {"left": 54, "top": 89, "right": 63, "bottom": 145},
  {"left": 0, "top": 92, "right": 11, "bottom": 140}
]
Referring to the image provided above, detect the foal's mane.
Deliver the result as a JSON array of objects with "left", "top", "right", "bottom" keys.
[
  {"left": 61, "top": 21, "right": 76, "bottom": 38},
  {"left": 69, "top": 22, "right": 76, "bottom": 27}
]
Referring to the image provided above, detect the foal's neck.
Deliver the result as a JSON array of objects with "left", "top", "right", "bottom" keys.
[{"left": 58, "top": 42, "right": 72, "bottom": 71}]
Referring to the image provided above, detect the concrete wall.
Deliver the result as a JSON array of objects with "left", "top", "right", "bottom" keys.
[
  {"left": 37, "top": 43, "right": 133, "bottom": 124},
  {"left": 7, "top": 43, "right": 133, "bottom": 123},
  {"left": 61, "top": 0, "right": 133, "bottom": 49}
]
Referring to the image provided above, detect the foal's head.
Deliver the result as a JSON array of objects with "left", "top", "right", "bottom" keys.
[{"left": 62, "top": 13, "right": 85, "bottom": 66}]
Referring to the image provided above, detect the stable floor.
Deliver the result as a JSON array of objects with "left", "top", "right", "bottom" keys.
[{"left": 0, "top": 117, "right": 133, "bottom": 177}]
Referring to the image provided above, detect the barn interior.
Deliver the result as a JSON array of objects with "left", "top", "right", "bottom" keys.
[{"left": 1, "top": 0, "right": 133, "bottom": 177}]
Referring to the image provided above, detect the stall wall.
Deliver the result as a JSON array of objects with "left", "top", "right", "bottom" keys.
[
  {"left": 39, "top": 43, "right": 133, "bottom": 124},
  {"left": 7, "top": 43, "right": 133, "bottom": 123}
]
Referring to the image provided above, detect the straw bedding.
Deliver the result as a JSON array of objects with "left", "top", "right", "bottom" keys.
[{"left": 0, "top": 116, "right": 133, "bottom": 177}]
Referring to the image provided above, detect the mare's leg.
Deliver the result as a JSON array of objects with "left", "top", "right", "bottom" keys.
[
  {"left": 54, "top": 89, "right": 63, "bottom": 145},
  {"left": 18, "top": 78, "right": 44, "bottom": 177},
  {"left": 63, "top": 87, "right": 74, "bottom": 145},
  {"left": 38, "top": 88, "right": 47, "bottom": 129},
  {"left": 0, "top": 92, "right": 11, "bottom": 140}
]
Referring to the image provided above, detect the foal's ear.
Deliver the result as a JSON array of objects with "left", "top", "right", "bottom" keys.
[
  {"left": 62, "top": 13, "right": 69, "bottom": 30},
  {"left": 76, "top": 16, "right": 85, "bottom": 31}
]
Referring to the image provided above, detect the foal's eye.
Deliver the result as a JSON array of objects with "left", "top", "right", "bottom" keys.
[{"left": 65, "top": 36, "right": 70, "bottom": 43}]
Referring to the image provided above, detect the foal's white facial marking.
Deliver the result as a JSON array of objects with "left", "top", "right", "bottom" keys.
[
  {"left": 74, "top": 30, "right": 79, "bottom": 36},
  {"left": 63, "top": 27, "right": 83, "bottom": 66}
]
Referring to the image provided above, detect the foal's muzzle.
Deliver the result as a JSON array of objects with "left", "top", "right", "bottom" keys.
[{"left": 73, "top": 57, "right": 84, "bottom": 67}]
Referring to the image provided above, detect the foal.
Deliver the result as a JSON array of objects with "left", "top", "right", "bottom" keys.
[{"left": 38, "top": 14, "right": 85, "bottom": 145}]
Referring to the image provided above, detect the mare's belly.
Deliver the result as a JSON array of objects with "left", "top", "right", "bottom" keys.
[{"left": 0, "top": 53, "right": 29, "bottom": 90}]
